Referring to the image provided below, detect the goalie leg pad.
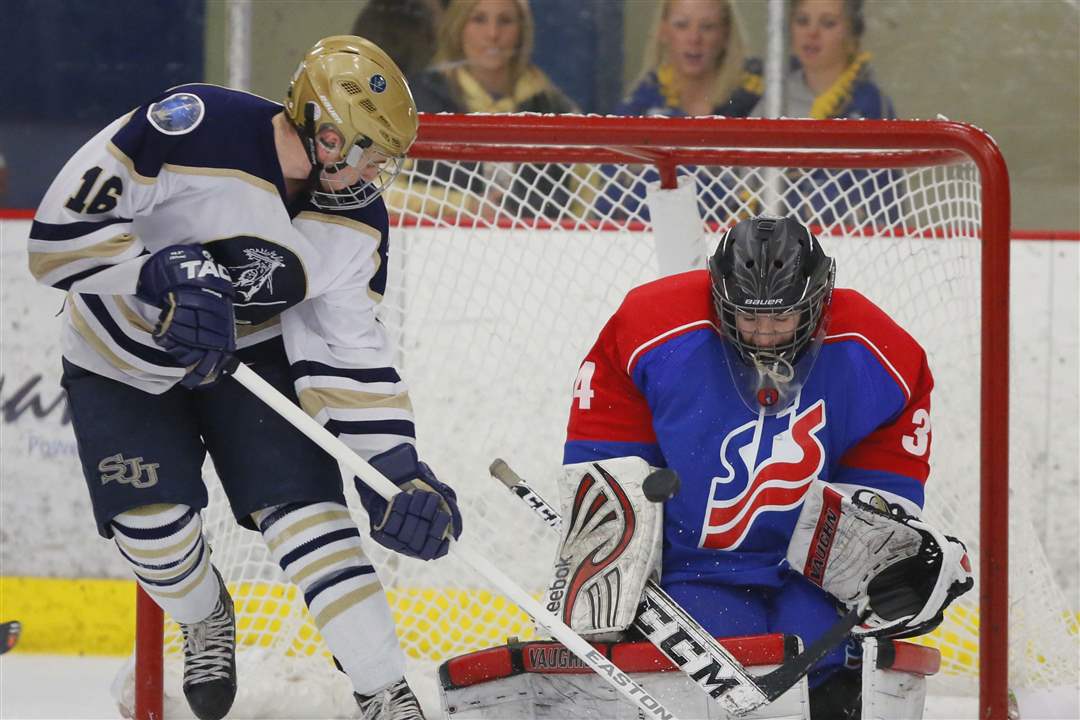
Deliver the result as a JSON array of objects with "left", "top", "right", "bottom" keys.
[
  {"left": 547, "top": 457, "right": 664, "bottom": 638},
  {"left": 859, "top": 637, "right": 934, "bottom": 720}
]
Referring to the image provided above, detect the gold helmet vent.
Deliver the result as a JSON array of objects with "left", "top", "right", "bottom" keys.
[{"left": 338, "top": 80, "right": 364, "bottom": 96}]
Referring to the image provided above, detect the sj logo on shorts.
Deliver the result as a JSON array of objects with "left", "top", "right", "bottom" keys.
[{"left": 98, "top": 454, "right": 161, "bottom": 489}]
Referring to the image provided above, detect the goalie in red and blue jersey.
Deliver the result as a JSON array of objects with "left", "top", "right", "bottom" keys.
[{"left": 556, "top": 215, "right": 971, "bottom": 718}]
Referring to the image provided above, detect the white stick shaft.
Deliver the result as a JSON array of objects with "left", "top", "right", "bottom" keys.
[
  {"left": 232, "top": 363, "right": 400, "bottom": 500},
  {"left": 229, "top": 363, "right": 680, "bottom": 720}
]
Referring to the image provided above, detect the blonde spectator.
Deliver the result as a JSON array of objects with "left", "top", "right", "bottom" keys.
[
  {"left": 619, "top": 0, "right": 762, "bottom": 118},
  {"left": 601, "top": 0, "right": 759, "bottom": 221},
  {"left": 400, "top": 0, "right": 581, "bottom": 220},
  {"left": 414, "top": 0, "right": 576, "bottom": 115}
]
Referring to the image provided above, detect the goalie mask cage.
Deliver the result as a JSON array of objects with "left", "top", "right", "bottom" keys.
[{"left": 123, "top": 115, "right": 1078, "bottom": 720}]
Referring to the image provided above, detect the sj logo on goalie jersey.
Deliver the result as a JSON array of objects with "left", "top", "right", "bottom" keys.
[{"left": 699, "top": 400, "right": 826, "bottom": 550}]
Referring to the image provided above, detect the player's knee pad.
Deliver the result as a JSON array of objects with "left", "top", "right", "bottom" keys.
[{"left": 112, "top": 503, "right": 206, "bottom": 583}]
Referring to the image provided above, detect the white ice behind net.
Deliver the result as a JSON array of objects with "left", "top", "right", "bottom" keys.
[{"left": 123, "top": 150, "right": 1078, "bottom": 718}]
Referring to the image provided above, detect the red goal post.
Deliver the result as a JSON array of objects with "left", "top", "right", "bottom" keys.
[{"left": 130, "top": 115, "right": 1034, "bottom": 720}]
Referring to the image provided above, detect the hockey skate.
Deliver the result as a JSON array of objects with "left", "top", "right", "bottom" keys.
[
  {"left": 178, "top": 569, "right": 236, "bottom": 720},
  {"left": 354, "top": 678, "right": 425, "bottom": 720}
]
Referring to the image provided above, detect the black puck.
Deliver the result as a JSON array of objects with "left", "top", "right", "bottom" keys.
[{"left": 642, "top": 468, "right": 680, "bottom": 503}]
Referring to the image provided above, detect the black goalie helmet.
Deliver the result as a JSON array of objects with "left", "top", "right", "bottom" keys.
[{"left": 708, "top": 215, "right": 836, "bottom": 414}]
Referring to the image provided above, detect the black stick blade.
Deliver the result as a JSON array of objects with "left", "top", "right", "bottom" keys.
[{"left": 0, "top": 621, "right": 21, "bottom": 655}]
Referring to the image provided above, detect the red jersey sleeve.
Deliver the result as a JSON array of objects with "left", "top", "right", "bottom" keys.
[
  {"left": 829, "top": 290, "right": 934, "bottom": 507},
  {"left": 565, "top": 311, "right": 658, "bottom": 447},
  {"left": 564, "top": 270, "right": 715, "bottom": 465}
]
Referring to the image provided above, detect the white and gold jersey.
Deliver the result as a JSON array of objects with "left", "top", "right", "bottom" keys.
[{"left": 29, "top": 84, "right": 414, "bottom": 457}]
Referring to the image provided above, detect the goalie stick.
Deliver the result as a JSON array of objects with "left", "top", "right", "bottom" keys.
[
  {"left": 490, "top": 458, "right": 870, "bottom": 716},
  {"left": 0, "top": 620, "right": 20, "bottom": 655},
  {"left": 225, "top": 363, "right": 680, "bottom": 720}
]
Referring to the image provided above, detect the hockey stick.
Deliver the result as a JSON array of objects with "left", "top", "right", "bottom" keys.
[
  {"left": 490, "top": 458, "right": 870, "bottom": 715},
  {"left": 0, "top": 620, "right": 21, "bottom": 655},
  {"left": 226, "top": 363, "right": 680, "bottom": 720}
]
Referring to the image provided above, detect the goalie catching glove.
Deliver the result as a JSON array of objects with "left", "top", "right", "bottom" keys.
[
  {"left": 358, "top": 444, "right": 462, "bottom": 561},
  {"left": 787, "top": 480, "right": 973, "bottom": 638}
]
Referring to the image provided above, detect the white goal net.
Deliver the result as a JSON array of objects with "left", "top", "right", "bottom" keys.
[{"left": 121, "top": 115, "right": 1078, "bottom": 719}]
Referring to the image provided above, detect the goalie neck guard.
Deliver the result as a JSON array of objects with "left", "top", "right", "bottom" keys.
[{"left": 708, "top": 215, "right": 835, "bottom": 414}]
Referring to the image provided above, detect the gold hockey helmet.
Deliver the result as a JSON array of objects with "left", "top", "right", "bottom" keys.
[{"left": 285, "top": 35, "right": 418, "bottom": 209}]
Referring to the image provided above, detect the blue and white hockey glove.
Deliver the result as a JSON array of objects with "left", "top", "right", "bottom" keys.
[
  {"left": 358, "top": 444, "right": 462, "bottom": 561},
  {"left": 136, "top": 245, "right": 236, "bottom": 389}
]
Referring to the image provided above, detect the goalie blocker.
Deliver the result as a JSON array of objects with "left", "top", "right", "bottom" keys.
[{"left": 438, "top": 633, "right": 941, "bottom": 719}]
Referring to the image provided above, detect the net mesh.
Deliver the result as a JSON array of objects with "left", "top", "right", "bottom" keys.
[{"left": 123, "top": 118, "right": 1078, "bottom": 718}]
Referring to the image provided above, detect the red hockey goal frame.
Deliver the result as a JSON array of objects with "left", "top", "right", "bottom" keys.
[{"left": 134, "top": 115, "right": 1010, "bottom": 720}]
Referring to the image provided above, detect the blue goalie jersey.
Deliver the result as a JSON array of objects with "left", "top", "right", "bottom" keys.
[{"left": 564, "top": 270, "right": 933, "bottom": 589}]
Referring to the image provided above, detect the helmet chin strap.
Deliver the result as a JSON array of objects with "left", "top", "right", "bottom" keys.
[
  {"left": 292, "top": 103, "right": 323, "bottom": 194},
  {"left": 301, "top": 103, "right": 320, "bottom": 169}
]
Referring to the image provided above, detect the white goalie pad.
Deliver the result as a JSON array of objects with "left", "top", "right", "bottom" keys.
[
  {"left": 786, "top": 481, "right": 973, "bottom": 637},
  {"left": 438, "top": 635, "right": 941, "bottom": 720},
  {"left": 439, "top": 634, "right": 810, "bottom": 720},
  {"left": 546, "top": 457, "right": 664, "bottom": 637},
  {"left": 860, "top": 637, "right": 939, "bottom": 720}
]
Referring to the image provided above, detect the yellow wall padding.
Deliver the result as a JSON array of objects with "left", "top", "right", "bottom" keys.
[{"left": 0, "top": 577, "right": 136, "bottom": 656}]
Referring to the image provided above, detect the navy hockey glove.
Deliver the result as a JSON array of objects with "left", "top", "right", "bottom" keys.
[
  {"left": 358, "top": 444, "right": 462, "bottom": 561},
  {"left": 136, "top": 244, "right": 236, "bottom": 389}
]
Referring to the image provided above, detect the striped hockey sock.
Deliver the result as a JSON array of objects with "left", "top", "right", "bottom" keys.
[
  {"left": 112, "top": 503, "right": 220, "bottom": 624},
  {"left": 253, "top": 501, "right": 406, "bottom": 694}
]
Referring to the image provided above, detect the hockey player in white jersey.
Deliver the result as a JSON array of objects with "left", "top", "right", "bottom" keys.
[{"left": 29, "top": 36, "right": 458, "bottom": 720}]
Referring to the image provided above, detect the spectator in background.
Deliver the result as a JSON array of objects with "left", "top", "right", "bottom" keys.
[
  {"left": 751, "top": 0, "right": 892, "bottom": 121},
  {"left": 414, "top": 0, "right": 575, "bottom": 116},
  {"left": 619, "top": 0, "right": 761, "bottom": 119},
  {"left": 401, "top": 0, "right": 580, "bottom": 219},
  {"left": 600, "top": 0, "right": 760, "bottom": 222},
  {"left": 750, "top": 0, "right": 899, "bottom": 226},
  {"left": 351, "top": 0, "right": 445, "bottom": 79}
]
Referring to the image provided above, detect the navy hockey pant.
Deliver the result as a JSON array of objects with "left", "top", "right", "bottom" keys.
[{"left": 61, "top": 342, "right": 346, "bottom": 538}]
